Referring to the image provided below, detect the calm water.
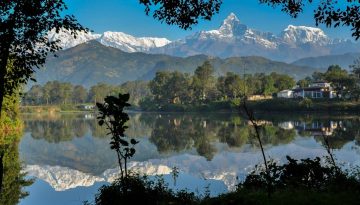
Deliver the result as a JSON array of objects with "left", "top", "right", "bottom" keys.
[{"left": 17, "top": 112, "right": 360, "bottom": 205}]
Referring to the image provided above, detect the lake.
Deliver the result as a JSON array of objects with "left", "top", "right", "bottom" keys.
[{"left": 17, "top": 112, "right": 360, "bottom": 205}]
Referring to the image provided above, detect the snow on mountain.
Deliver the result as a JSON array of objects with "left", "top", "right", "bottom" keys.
[
  {"left": 189, "top": 12, "right": 278, "bottom": 49},
  {"left": 24, "top": 162, "right": 172, "bottom": 191},
  {"left": 25, "top": 165, "right": 104, "bottom": 191},
  {"left": 47, "top": 29, "right": 171, "bottom": 52},
  {"left": 98, "top": 31, "right": 171, "bottom": 52},
  {"left": 280, "top": 25, "right": 330, "bottom": 46},
  {"left": 47, "top": 13, "right": 360, "bottom": 62},
  {"left": 191, "top": 13, "right": 331, "bottom": 47},
  {"left": 25, "top": 137, "right": 360, "bottom": 192},
  {"left": 47, "top": 29, "right": 101, "bottom": 50},
  {"left": 151, "top": 13, "right": 360, "bottom": 61}
]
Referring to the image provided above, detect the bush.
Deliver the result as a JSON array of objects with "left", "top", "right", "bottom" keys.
[
  {"left": 204, "top": 156, "right": 360, "bottom": 205},
  {"left": 85, "top": 174, "right": 199, "bottom": 205}
]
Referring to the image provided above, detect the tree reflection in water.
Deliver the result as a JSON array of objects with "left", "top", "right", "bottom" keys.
[
  {"left": 22, "top": 113, "right": 360, "bottom": 161},
  {"left": 0, "top": 132, "right": 33, "bottom": 205}
]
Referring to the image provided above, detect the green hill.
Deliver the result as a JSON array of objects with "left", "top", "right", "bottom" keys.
[
  {"left": 291, "top": 52, "right": 360, "bottom": 70},
  {"left": 34, "top": 41, "right": 320, "bottom": 87}
]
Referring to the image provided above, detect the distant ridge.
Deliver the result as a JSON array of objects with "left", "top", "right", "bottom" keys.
[
  {"left": 291, "top": 53, "right": 360, "bottom": 70},
  {"left": 34, "top": 41, "right": 320, "bottom": 88}
]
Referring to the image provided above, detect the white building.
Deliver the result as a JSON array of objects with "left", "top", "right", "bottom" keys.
[
  {"left": 278, "top": 81, "right": 336, "bottom": 99},
  {"left": 277, "top": 90, "right": 294, "bottom": 98}
]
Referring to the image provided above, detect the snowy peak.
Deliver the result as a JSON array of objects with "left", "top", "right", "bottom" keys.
[
  {"left": 219, "top": 13, "right": 245, "bottom": 37},
  {"left": 191, "top": 13, "right": 249, "bottom": 40},
  {"left": 188, "top": 13, "right": 276, "bottom": 49},
  {"left": 281, "top": 25, "right": 330, "bottom": 45},
  {"left": 47, "top": 29, "right": 101, "bottom": 50},
  {"left": 99, "top": 31, "right": 171, "bottom": 52},
  {"left": 48, "top": 29, "right": 171, "bottom": 52}
]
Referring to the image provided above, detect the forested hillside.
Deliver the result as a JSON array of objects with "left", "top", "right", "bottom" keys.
[{"left": 32, "top": 41, "right": 319, "bottom": 88}]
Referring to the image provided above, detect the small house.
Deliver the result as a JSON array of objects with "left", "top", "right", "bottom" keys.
[
  {"left": 77, "top": 104, "right": 95, "bottom": 110},
  {"left": 291, "top": 81, "right": 336, "bottom": 99},
  {"left": 277, "top": 90, "right": 294, "bottom": 98}
]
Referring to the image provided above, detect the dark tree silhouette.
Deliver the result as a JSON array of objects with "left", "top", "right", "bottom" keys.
[
  {"left": 141, "top": 0, "right": 360, "bottom": 39},
  {"left": 139, "top": 0, "right": 222, "bottom": 29},
  {"left": 97, "top": 94, "right": 139, "bottom": 181},
  {"left": 0, "top": 0, "right": 86, "bottom": 117},
  {"left": 2, "top": 1, "right": 359, "bottom": 117},
  {"left": 260, "top": 0, "right": 360, "bottom": 39}
]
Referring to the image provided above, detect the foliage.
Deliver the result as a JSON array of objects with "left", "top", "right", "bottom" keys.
[
  {"left": 87, "top": 155, "right": 360, "bottom": 205},
  {"left": 141, "top": 0, "right": 360, "bottom": 40},
  {"left": 23, "top": 80, "right": 150, "bottom": 107},
  {"left": 0, "top": 0, "right": 86, "bottom": 116},
  {"left": 96, "top": 93, "right": 138, "bottom": 180},
  {"left": 0, "top": 132, "right": 33, "bottom": 205},
  {"left": 37, "top": 41, "right": 320, "bottom": 87},
  {"left": 139, "top": 0, "right": 221, "bottom": 30},
  {"left": 297, "top": 77, "right": 312, "bottom": 88},
  {"left": 299, "top": 98, "right": 313, "bottom": 108},
  {"left": 0, "top": 87, "right": 22, "bottom": 134},
  {"left": 203, "top": 156, "right": 360, "bottom": 205},
  {"left": 85, "top": 174, "right": 199, "bottom": 205},
  {"left": 192, "top": 61, "right": 216, "bottom": 103},
  {"left": 147, "top": 66, "right": 296, "bottom": 110},
  {"left": 266, "top": 0, "right": 360, "bottom": 40},
  {"left": 26, "top": 117, "right": 88, "bottom": 143}
]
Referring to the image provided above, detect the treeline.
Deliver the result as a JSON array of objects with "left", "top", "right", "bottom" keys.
[
  {"left": 23, "top": 60, "right": 360, "bottom": 110},
  {"left": 144, "top": 61, "right": 360, "bottom": 109},
  {"left": 298, "top": 64, "right": 360, "bottom": 100},
  {"left": 22, "top": 80, "right": 150, "bottom": 106},
  {"left": 143, "top": 61, "right": 295, "bottom": 107}
]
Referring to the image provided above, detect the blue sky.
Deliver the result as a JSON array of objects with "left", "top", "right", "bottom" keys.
[{"left": 64, "top": 0, "right": 353, "bottom": 40}]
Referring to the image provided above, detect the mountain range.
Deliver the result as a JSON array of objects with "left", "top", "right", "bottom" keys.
[
  {"left": 47, "top": 28, "right": 171, "bottom": 53},
  {"left": 35, "top": 13, "right": 360, "bottom": 87},
  {"left": 35, "top": 41, "right": 318, "bottom": 87},
  {"left": 291, "top": 52, "right": 360, "bottom": 70},
  {"left": 49, "top": 13, "right": 360, "bottom": 62}
]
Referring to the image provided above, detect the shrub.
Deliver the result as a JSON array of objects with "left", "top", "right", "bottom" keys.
[{"left": 85, "top": 174, "right": 199, "bottom": 205}]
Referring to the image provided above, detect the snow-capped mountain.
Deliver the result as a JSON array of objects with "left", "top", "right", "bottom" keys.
[
  {"left": 48, "top": 13, "right": 360, "bottom": 62},
  {"left": 280, "top": 25, "right": 330, "bottom": 46},
  {"left": 151, "top": 13, "right": 360, "bottom": 62},
  {"left": 99, "top": 31, "right": 171, "bottom": 52},
  {"left": 23, "top": 139, "right": 360, "bottom": 192},
  {"left": 47, "top": 29, "right": 171, "bottom": 52},
  {"left": 190, "top": 13, "right": 278, "bottom": 49},
  {"left": 47, "top": 29, "right": 101, "bottom": 50}
]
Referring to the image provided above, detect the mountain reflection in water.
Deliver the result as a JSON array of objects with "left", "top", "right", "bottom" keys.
[{"left": 18, "top": 113, "right": 360, "bottom": 205}]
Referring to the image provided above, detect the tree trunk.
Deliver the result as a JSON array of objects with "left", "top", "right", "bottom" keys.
[
  {"left": 0, "top": 53, "right": 10, "bottom": 119},
  {"left": 0, "top": 16, "right": 15, "bottom": 119}
]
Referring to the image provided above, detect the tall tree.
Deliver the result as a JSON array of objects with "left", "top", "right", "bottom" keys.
[
  {"left": 192, "top": 61, "right": 215, "bottom": 103},
  {"left": 167, "top": 72, "right": 191, "bottom": 104},
  {"left": 350, "top": 58, "right": 360, "bottom": 100},
  {"left": 324, "top": 65, "right": 354, "bottom": 98},
  {"left": 351, "top": 58, "right": 360, "bottom": 79},
  {"left": 0, "top": 0, "right": 86, "bottom": 117},
  {"left": 149, "top": 71, "right": 172, "bottom": 104},
  {"left": 270, "top": 72, "right": 296, "bottom": 91},
  {"left": 88, "top": 83, "right": 119, "bottom": 104},
  {"left": 223, "top": 72, "right": 246, "bottom": 99},
  {"left": 262, "top": 76, "right": 277, "bottom": 96},
  {"left": 72, "top": 85, "right": 88, "bottom": 104}
]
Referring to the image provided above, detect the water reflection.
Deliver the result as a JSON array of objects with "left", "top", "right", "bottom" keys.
[
  {"left": 0, "top": 133, "right": 33, "bottom": 205},
  {"left": 21, "top": 113, "right": 360, "bottom": 163},
  {"left": 19, "top": 113, "right": 360, "bottom": 204}
]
